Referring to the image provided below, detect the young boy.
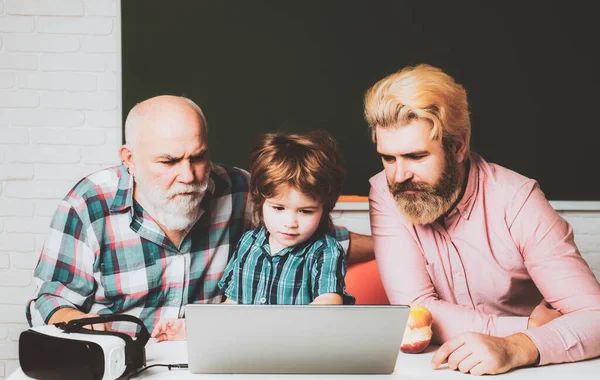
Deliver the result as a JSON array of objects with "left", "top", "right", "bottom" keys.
[{"left": 152, "top": 131, "right": 354, "bottom": 341}]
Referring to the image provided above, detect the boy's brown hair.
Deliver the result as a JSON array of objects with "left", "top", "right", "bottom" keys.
[{"left": 249, "top": 130, "right": 345, "bottom": 234}]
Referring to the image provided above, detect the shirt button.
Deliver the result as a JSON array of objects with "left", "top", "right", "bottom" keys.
[
  {"left": 169, "top": 299, "right": 178, "bottom": 306},
  {"left": 260, "top": 297, "right": 266, "bottom": 304}
]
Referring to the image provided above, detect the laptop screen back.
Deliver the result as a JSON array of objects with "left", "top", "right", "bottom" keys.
[{"left": 185, "top": 304, "right": 409, "bottom": 374}]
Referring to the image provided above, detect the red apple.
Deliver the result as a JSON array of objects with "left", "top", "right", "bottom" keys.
[{"left": 400, "top": 305, "right": 433, "bottom": 353}]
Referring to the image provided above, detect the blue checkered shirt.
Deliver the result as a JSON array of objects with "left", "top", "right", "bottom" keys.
[{"left": 218, "top": 226, "right": 355, "bottom": 305}]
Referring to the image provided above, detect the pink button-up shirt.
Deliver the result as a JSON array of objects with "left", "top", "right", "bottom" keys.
[{"left": 369, "top": 153, "right": 600, "bottom": 365}]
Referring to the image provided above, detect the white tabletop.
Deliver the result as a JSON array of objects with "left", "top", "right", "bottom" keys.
[{"left": 9, "top": 339, "right": 600, "bottom": 379}]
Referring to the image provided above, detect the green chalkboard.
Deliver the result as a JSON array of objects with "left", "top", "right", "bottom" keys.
[{"left": 122, "top": 1, "right": 599, "bottom": 200}]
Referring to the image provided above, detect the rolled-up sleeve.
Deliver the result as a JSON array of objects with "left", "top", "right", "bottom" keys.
[
  {"left": 312, "top": 239, "right": 354, "bottom": 304},
  {"left": 26, "top": 200, "right": 98, "bottom": 326},
  {"left": 329, "top": 225, "right": 349, "bottom": 253}
]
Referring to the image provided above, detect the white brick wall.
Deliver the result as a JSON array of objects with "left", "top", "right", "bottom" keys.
[
  {"left": 0, "top": 0, "right": 120, "bottom": 377},
  {"left": 0, "top": 1, "right": 598, "bottom": 379}
]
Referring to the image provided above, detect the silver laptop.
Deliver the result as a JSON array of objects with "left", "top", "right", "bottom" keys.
[{"left": 185, "top": 304, "right": 409, "bottom": 374}]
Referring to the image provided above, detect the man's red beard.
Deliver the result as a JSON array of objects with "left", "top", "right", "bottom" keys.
[{"left": 388, "top": 150, "right": 463, "bottom": 225}]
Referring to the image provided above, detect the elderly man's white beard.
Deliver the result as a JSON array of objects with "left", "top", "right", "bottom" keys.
[{"left": 133, "top": 170, "right": 209, "bottom": 231}]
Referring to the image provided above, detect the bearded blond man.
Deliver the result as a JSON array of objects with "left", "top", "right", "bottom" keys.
[{"left": 365, "top": 64, "right": 600, "bottom": 375}]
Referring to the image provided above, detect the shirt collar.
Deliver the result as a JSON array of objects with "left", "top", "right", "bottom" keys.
[
  {"left": 450, "top": 153, "right": 480, "bottom": 221},
  {"left": 252, "top": 226, "right": 269, "bottom": 246},
  {"left": 252, "top": 226, "right": 320, "bottom": 257},
  {"left": 109, "top": 165, "right": 134, "bottom": 212},
  {"left": 204, "top": 163, "right": 218, "bottom": 197}
]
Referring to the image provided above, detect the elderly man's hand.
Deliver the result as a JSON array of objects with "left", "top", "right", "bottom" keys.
[
  {"left": 430, "top": 332, "right": 539, "bottom": 376},
  {"left": 48, "top": 308, "right": 109, "bottom": 331},
  {"left": 80, "top": 313, "right": 110, "bottom": 331}
]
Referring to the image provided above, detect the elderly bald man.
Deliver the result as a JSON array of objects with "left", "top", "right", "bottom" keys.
[{"left": 26, "top": 95, "right": 372, "bottom": 333}]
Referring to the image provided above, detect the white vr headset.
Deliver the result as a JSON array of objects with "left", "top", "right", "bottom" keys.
[{"left": 19, "top": 314, "right": 149, "bottom": 380}]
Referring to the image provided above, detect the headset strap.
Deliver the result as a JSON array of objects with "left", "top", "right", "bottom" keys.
[
  {"left": 57, "top": 314, "right": 149, "bottom": 345},
  {"left": 55, "top": 314, "right": 149, "bottom": 370}
]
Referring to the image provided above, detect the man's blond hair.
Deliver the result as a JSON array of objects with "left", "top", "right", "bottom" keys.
[{"left": 364, "top": 64, "right": 471, "bottom": 154}]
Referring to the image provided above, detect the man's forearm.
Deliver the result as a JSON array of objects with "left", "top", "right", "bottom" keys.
[
  {"left": 48, "top": 307, "right": 86, "bottom": 325},
  {"left": 48, "top": 307, "right": 109, "bottom": 331},
  {"left": 347, "top": 232, "right": 374, "bottom": 265}
]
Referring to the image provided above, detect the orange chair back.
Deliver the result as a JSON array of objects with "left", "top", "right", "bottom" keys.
[{"left": 345, "top": 259, "right": 390, "bottom": 305}]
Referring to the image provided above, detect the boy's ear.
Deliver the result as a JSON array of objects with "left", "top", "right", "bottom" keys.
[{"left": 252, "top": 206, "right": 263, "bottom": 227}]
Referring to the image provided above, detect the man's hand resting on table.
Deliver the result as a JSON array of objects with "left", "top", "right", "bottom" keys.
[
  {"left": 431, "top": 332, "right": 539, "bottom": 375},
  {"left": 430, "top": 299, "right": 562, "bottom": 375},
  {"left": 152, "top": 319, "right": 187, "bottom": 342}
]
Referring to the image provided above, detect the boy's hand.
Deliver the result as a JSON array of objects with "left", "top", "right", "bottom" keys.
[
  {"left": 151, "top": 319, "right": 187, "bottom": 342},
  {"left": 311, "top": 293, "right": 343, "bottom": 305}
]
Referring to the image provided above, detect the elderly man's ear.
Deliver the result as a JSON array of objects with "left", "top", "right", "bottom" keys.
[{"left": 119, "top": 145, "right": 135, "bottom": 175}]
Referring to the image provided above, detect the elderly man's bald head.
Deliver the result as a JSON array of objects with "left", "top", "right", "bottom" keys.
[
  {"left": 119, "top": 95, "right": 211, "bottom": 232},
  {"left": 124, "top": 95, "right": 208, "bottom": 152}
]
